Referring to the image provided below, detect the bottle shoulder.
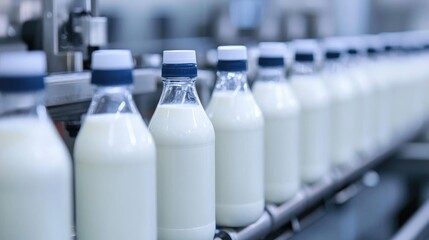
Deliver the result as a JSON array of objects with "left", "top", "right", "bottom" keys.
[
  {"left": 289, "top": 75, "right": 331, "bottom": 107},
  {"left": 206, "top": 91, "right": 264, "bottom": 130},
  {"left": 75, "top": 113, "right": 156, "bottom": 159},
  {"left": 0, "top": 117, "right": 71, "bottom": 174},
  {"left": 322, "top": 72, "right": 357, "bottom": 100},
  {"left": 149, "top": 104, "right": 215, "bottom": 146},
  {"left": 252, "top": 81, "right": 300, "bottom": 116}
]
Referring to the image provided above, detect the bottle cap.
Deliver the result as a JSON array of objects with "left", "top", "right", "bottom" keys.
[
  {"left": 217, "top": 45, "right": 247, "bottom": 61},
  {"left": 0, "top": 51, "right": 46, "bottom": 92},
  {"left": 258, "top": 42, "right": 286, "bottom": 67},
  {"left": 259, "top": 42, "right": 286, "bottom": 58},
  {"left": 92, "top": 50, "right": 134, "bottom": 70},
  {"left": 364, "top": 35, "right": 384, "bottom": 56},
  {"left": 162, "top": 50, "right": 198, "bottom": 78},
  {"left": 163, "top": 50, "right": 196, "bottom": 64},
  {"left": 217, "top": 45, "right": 248, "bottom": 71},
  {"left": 91, "top": 50, "right": 134, "bottom": 86},
  {"left": 291, "top": 39, "right": 319, "bottom": 62},
  {"left": 322, "top": 37, "right": 345, "bottom": 59}
]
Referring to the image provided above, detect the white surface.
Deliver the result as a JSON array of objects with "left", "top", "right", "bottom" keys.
[
  {"left": 163, "top": 50, "right": 196, "bottom": 64},
  {"left": 253, "top": 81, "right": 301, "bottom": 203},
  {"left": 206, "top": 91, "right": 264, "bottom": 227},
  {"left": 217, "top": 45, "right": 247, "bottom": 61},
  {"left": 149, "top": 104, "right": 215, "bottom": 240},
  {"left": 259, "top": 42, "right": 286, "bottom": 58},
  {"left": 91, "top": 50, "right": 133, "bottom": 70},
  {"left": 74, "top": 113, "right": 157, "bottom": 240},
  {"left": 0, "top": 51, "right": 46, "bottom": 76},
  {"left": 0, "top": 117, "right": 72, "bottom": 240},
  {"left": 290, "top": 74, "right": 331, "bottom": 183}
]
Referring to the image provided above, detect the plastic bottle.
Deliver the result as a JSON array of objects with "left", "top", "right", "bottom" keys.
[
  {"left": 0, "top": 52, "right": 72, "bottom": 240},
  {"left": 149, "top": 50, "right": 215, "bottom": 240},
  {"left": 206, "top": 45, "right": 264, "bottom": 227},
  {"left": 321, "top": 39, "right": 357, "bottom": 166},
  {"left": 74, "top": 50, "right": 157, "bottom": 240},
  {"left": 252, "top": 42, "right": 300, "bottom": 203},
  {"left": 289, "top": 40, "right": 331, "bottom": 183}
]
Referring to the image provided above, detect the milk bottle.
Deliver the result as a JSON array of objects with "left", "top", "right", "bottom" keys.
[
  {"left": 342, "top": 40, "right": 377, "bottom": 156},
  {"left": 74, "top": 50, "right": 157, "bottom": 240},
  {"left": 0, "top": 52, "right": 72, "bottom": 240},
  {"left": 364, "top": 37, "right": 392, "bottom": 147},
  {"left": 206, "top": 45, "right": 264, "bottom": 227},
  {"left": 321, "top": 39, "right": 357, "bottom": 166},
  {"left": 149, "top": 50, "right": 215, "bottom": 240},
  {"left": 289, "top": 40, "right": 331, "bottom": 183},
  {"left": 252, "top": 42, "right": 300, "bottom": 203}
]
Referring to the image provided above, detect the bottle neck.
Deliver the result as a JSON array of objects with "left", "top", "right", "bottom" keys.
[
  {"left": 323, "top": 59, "right": 343, "bottom": 71},
  {"left": 256, "top": 67, "right": 286, "bottom": 83},
  {"left": 214, "top": 71, "right": 250, "bottom": 92},
  {"left": 290, "top": 61, "right": 317, "bottom": 76},
  {"left": 87, "top": 85, "right": 139, "bottom": 115},
  {"left": 159, "top": 77, "right": 201, "bottom": 105},
  {"left": 0, "top": 90, "right": 48, "bottom": 119}
]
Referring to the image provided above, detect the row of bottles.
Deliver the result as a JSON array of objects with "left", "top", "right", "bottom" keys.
[{"left": 1, "top": 31, "right": 429, "bottom": 240}]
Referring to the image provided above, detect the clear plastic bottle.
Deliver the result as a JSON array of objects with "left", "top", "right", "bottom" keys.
[
  {"left": 289, "top": 40, "right": 331, "bottom": 183},
  {"left": 149, "top": 50, "right": 215, "bottom": 240},
  {"left": 0, "top": 52, "right": 72, "bottom": 240},
  {"left": 321, "top": 39, "right": 357, "bottom": 166},
  {"left": 206, "top": 45, "right": 264, "bottom": 227},
  {"left": 74, "top": 50, "right": 157, "bottom": 240},
  {"left": 252, "top": 42, "right": 300, "bottom": 203}
]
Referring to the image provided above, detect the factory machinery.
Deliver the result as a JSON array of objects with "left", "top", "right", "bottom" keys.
[{"left": 2, "top": 0, "right": 429, "bottom": 240}]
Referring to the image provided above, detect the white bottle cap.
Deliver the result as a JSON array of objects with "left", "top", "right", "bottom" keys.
[
  {"left": 163, "top": 50, "right": 196, "bottom": 64},
  {"left": 291, "top": 39, "right": 319, "bottom": 54},
  {"left": 259, "top": 42, "right": 286, "bottom": 58},
  {"left": 0, "top": 51, "right": 46, "bottom": 76},
  {"left": 91, "top": 50, "right": 134, "bottom": 70},
  {"left": 217, "top": 45, "right": 247, "bottom": 61},
  {"left": 322, "top": 37, "right": 346, "bottom": 52}
]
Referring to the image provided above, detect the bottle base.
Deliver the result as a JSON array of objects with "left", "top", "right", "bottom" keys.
[
  {"left": 216, "top": 200, "right": 264, "bottom": 227},
  {"left": 265, "top": 183, "right": 300, "bottom": 204},
  {"left": 158, "top": 221, "right": 215, "bottom": 240}
]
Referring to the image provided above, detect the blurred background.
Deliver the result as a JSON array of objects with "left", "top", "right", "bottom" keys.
[{"left": 1, "top": 0, "right": 429, "bottom": 63}]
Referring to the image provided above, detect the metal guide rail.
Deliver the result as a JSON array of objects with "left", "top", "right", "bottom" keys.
[
  {"left": 214, "top": 122, "right": 428, "bottom": 240},
  {"left": 45, "top": 68, "right": 159, "bottom": 121}
]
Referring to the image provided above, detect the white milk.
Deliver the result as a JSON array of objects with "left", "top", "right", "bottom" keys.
[
  {"left": 365, "top": 60, "right": 391, "bottom": 147},
  {"left": 206, "top": 91, "right": 264, "bottom": 227},
  {"left": 149, "top": 104, "right": 215, "bottom": 240},
  {"left": 347, "top": 65, "right": 376, "bottom": 155},
  {"left": 0, "top": 117, "right": 72, "bottom": 240},
  {"left": 322, "top": 70, "right": 357, "bottom": 166},
  {"left": 253, "top": 81, "right": 300, "bottom": 203},
  {"left": 74, "top": 113, "right": 156, "bottom": 240},
  {"left": 290, "top": 75, "right": 331, "bottom": 183}
]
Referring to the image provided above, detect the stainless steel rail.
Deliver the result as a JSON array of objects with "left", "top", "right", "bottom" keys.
[
  {"left": 391, "top": 198, "right": 429, "bottom": 240},
  {"left": 45, "top": 68, "right": 158, "bottom": 121}
]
